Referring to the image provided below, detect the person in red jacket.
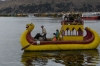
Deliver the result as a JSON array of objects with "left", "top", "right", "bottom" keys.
[{"left": 52, "top": 33, "right": 57, "bottom": 41}]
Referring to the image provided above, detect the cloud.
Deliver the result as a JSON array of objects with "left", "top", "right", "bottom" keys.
[{"left": 1, "top": 0, "right": 6, "bottom": 1}]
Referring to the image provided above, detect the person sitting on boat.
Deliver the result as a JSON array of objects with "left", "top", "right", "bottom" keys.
[
  {"left": 55, "top": 29, "right": 59, "bottom": 40},
  {"left": 52, "top": 33, "right": 57, "bottom": 41},
  {"left": 64, "top": 14, "right": 69, "bottom": 20},
  {"left": 34, "top": 33, "right": 43, "bottom": 40},
  {"left": 41, "top": 25, "right": 47, "bottom": 41},
  {"left": 69, "top": 14, "right": 74, "bottom": 21}
]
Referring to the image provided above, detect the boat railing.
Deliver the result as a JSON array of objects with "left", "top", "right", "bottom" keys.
[
  {"left": 26, "top": 32, "right": 34, "bottom": 44},
  {"left": 83, "top": 28, "right": 93, "bottom": 41}
]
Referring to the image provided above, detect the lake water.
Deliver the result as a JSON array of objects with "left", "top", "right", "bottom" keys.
[{"left": 0, "top": 17, "right": 100, "bottom": 66}]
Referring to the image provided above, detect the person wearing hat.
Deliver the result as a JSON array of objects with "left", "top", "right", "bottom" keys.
[{"left": 41, "top": 25, "right": 47, "bottom": 41}]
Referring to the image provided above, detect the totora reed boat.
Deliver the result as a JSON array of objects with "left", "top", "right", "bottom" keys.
[{"left": 20, "top": 20, "right": 100, "bottom": 51}]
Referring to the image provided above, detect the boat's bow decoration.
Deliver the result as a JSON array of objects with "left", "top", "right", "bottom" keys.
[
  {"left": 20, "top": 20, "right": 100, "bottom": 51},
  {"left": 26, "top": 23, "right": 34, "bottom": 32}
]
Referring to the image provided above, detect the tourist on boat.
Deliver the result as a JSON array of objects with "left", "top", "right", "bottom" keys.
[
  {"left": 77, "top": 15, "right": 82, "bottom": 22},
  {"left": 64, "top": 14, "right": 69, "bottom": 20},
  {"left": 69, "top": 14, "right": 74, "bottom": 21},
  {"left": 52, "top": 33, "right": 57, "bottom": 41},
  {"left": 34, "top": 33, "right": 43, "bottom": 40},
  {"left": 56, "top": 29, "right": 59, "bottom": 40},
  {"left": 41, "top": 25, "right": 47, "bottom": 41}
]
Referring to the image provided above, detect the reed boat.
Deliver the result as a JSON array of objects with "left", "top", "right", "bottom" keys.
[{"left": 20, "top": 20, "right": 100, "bottom": 51}]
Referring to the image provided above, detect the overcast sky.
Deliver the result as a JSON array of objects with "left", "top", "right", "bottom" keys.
[{"left": 1, "top": 0, "right": 6, "bottom": 1}]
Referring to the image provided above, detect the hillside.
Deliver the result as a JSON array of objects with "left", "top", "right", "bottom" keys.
[{"left": 0, "top": 0, "right": 100, "bottom": 14}]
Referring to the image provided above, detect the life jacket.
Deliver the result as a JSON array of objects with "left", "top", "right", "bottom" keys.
[{"left": 53, "top": 36, "right": 57, "bottom": 41}]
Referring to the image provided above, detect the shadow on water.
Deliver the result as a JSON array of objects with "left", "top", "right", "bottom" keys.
[{"left": 20, "top": 49, "right": 100, "bottom": 66}]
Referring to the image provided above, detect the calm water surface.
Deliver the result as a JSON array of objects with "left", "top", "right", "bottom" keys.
[{"left": 0, "top": 17, "right": 100, "bottom": 66}]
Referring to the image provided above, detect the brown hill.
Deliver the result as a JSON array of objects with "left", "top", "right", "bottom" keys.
[
  {"left": 0, "top": 0, "right": 100, "bottom": 13},
  {"left": 0, "top": 0, "right": 100, "bottom": 6}
]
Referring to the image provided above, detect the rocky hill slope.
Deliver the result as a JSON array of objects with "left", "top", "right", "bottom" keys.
[{"left": 0, "top": 0, "right": 100, "bottom": 14}]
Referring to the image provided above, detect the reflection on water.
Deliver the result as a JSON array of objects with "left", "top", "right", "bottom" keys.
[{"left": 21, "top": 50, "right": 99, "bottom": 66}]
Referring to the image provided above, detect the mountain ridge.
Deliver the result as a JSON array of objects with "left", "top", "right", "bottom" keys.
[{"left": 0, "top": 0, "right": 100, "bottom": 14}]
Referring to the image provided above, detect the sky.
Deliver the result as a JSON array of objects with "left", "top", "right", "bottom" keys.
[{"left": 1, "top": 0, "right": 6, "bottom": 1}]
